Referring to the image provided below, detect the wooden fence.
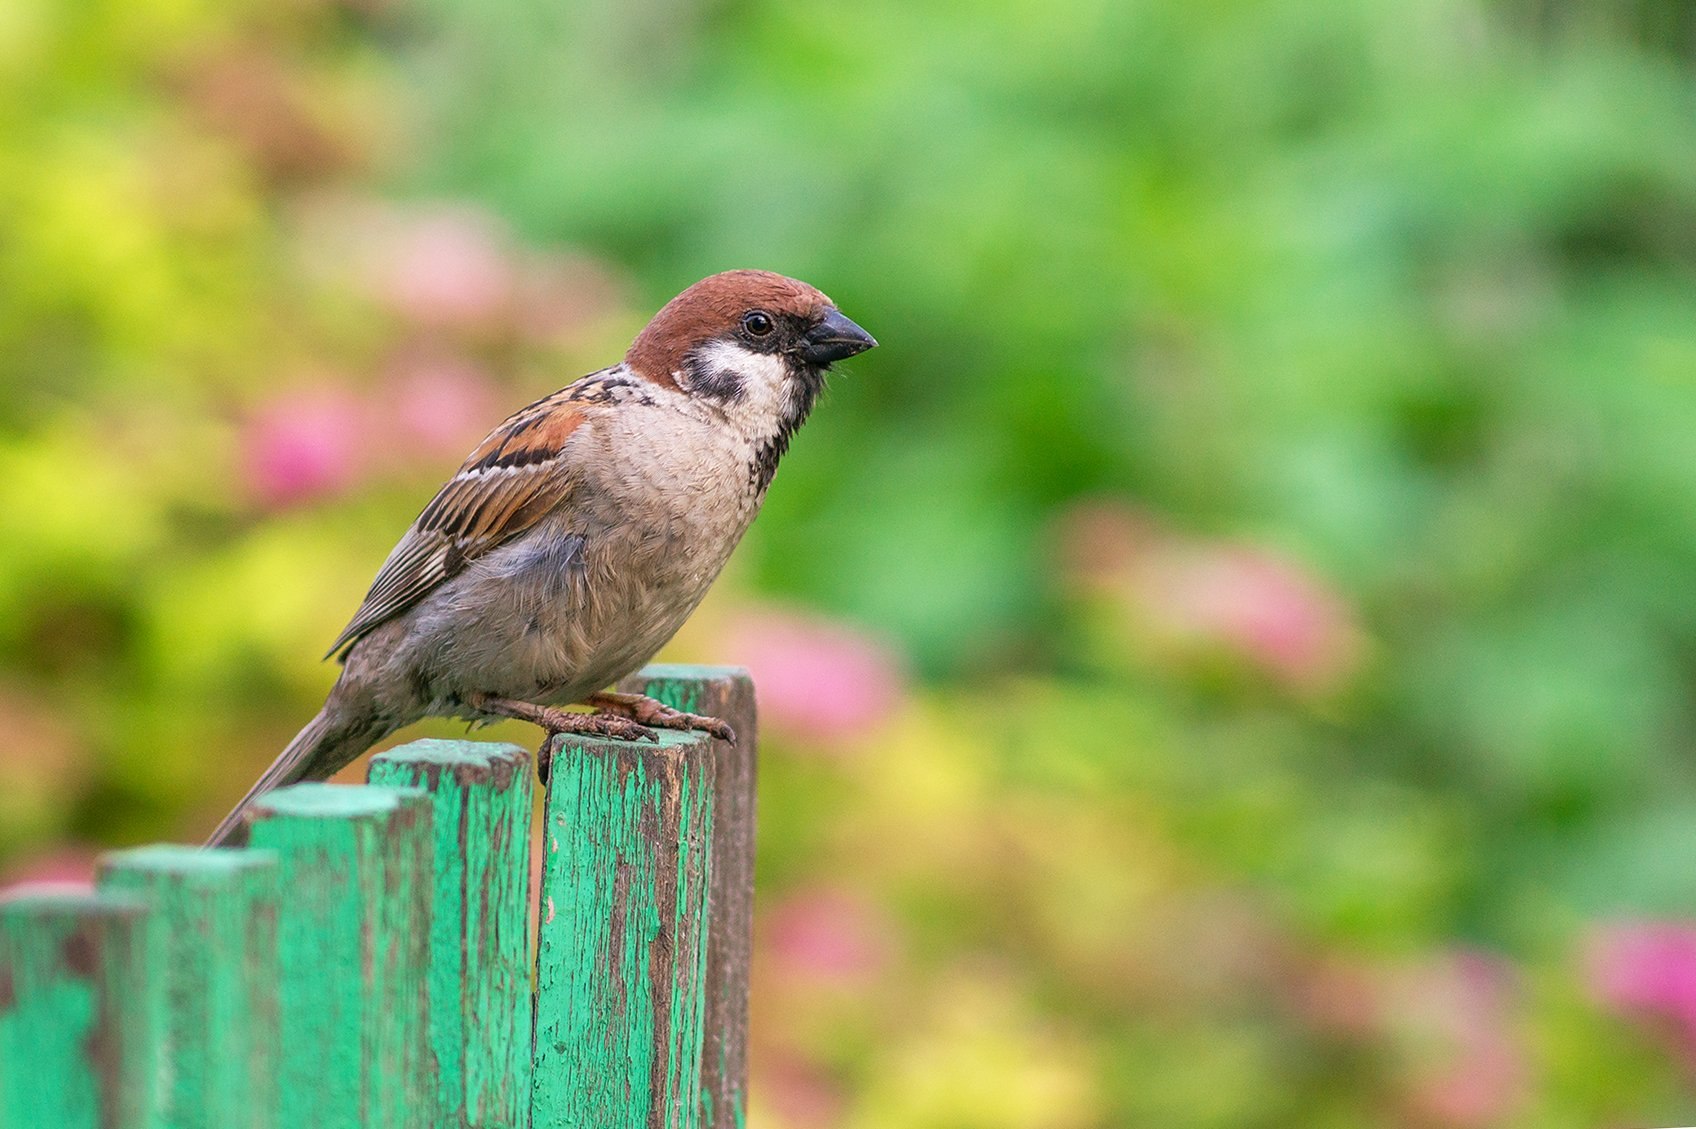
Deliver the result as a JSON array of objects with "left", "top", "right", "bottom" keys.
[{"left": 0, "top": 664, "right": 756, "bottom": 1129}]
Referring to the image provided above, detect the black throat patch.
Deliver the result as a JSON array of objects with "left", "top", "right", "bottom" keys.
[{"left": 749, "top": 363, "right": 826, "bottom": 493}]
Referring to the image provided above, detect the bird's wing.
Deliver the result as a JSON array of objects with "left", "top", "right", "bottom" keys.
[{"left": 325, "top": 387, "right": 594, "bottom": 660}]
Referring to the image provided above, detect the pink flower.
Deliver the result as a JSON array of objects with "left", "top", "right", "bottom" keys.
[
  {"left": 724, "top": 609, "right": 906, "bottom": 745},
  {"left": 1297, "top": 948, "right": 1528, "bottom": 1127},
  {"left": 242, "top": 387, "right": 366, "bottom": 509},
  {"left": 1153, "top": 545, "right": 1361, "bottom": 690},
  {"left": 293, "top": 196, "right": 623, "bottom": 341},
  {"left": 1394, "top": 951, "right": 1527, "bottom": 1128},
  {"left": 1586, "top": 920, "right": 1696, "bottom": 1057},
  {"left": 1057, "top": 502, "right": 1363, "bottom": 692},
  {"left": 380, "top": 206, "right": 514, "bottom": 330},
  {"left": 763, "top": 888, "right": 896, "bottom": 989},
  {"left": 513, "top": 253, "right": 627, "bottom": 342},
  {"left": 387, "top": 354, "right": 499, "bottom": 458}
]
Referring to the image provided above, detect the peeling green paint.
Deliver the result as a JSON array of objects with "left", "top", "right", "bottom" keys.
[
  {"left": 0, "top": 667, "right": 756, "bottom": 1129},
  {"left": 0, "top": 888, "right": 160, "bottom": 1129},
  {"left": 532, "top": 729, "right": 714, "bottom": 1129},
  {"left": 370, "top": 740, "right": 533, "bottom": 1129},
  {"left": 249, "top": 783, "right": 437, "bottom": 1129},
  {"left": 98, "top": 845, "right": 280, "bottom": 1129},
  {"left": 637, "top": 664, "right": 709, "bottom": 716},
  {"left": 628, "top": 665, "right": 756, "bottom": 1129}
]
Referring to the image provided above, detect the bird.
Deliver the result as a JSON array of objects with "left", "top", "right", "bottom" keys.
[{"left": 206, "top": 269, "right": 875, "bottom": 847}]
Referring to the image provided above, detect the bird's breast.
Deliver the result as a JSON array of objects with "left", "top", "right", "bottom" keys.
[
  {"left": 592, "top": 401, "right": 767, "bottom": 571},
  {"left": 388, "top": 399, "right": 772, "bottom": 708}
]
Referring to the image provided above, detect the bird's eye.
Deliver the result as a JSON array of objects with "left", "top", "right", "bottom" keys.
[{"left": 742, "top": 311, "right": 774, "bottom": 337}]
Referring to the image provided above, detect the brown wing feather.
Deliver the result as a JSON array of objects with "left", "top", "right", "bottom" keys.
[{"left": 324, "top": 389, "right": 591, "bottom": 660}]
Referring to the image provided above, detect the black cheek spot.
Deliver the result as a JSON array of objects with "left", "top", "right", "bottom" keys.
[{"left": 682, "top": 355, "right": 747, "bottom": 403}]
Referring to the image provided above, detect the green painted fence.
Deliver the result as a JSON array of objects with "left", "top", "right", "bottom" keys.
[{"left": 0, "top": 665, "right": 757, "bottom": 1129}]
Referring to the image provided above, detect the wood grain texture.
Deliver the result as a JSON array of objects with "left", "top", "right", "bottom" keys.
[
  {"left": 368, "top": 740, "right": 534, "bottom": 1128},
  {"left": 97, "top": 847, "right": 280, "bottom": 1129},
  {"left": 532, "top": 729, "right": 716, "bottom": 1129},
  {"left": 248, "top": 783, "right": 436, "bottom": 1129},
  {"left": 0, "top": 887, "right": 160, "bottom": 1129},
  {"left": 620, "top": 665, "right": 757, "bottom": 1129}
]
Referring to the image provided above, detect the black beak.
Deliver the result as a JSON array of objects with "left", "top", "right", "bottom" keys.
[{"left": 800, "top": 308, "right": 877, "bottom": 366}]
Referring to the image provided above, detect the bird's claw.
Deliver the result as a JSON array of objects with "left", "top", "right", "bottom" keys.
[
  {"left": 639, "top": 708, "right": 733, "bottom": 742},
  {"left": 532, "top": 713, "right": 660, "bottom": 785},
  {"left": 585, "top": 692, "right": 736, "bottom": 743}
]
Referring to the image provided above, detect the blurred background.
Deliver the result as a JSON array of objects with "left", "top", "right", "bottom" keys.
[{"left": 6, "top": 0, "right": 1696, "bottom": 1123}]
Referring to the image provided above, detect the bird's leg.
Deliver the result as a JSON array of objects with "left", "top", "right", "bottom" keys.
[
  {"left": 467, "top": 693, "right": 658, "bottom": 785},
  {"left": 584, "top": 690, "right": 737, "bottom": 743}
]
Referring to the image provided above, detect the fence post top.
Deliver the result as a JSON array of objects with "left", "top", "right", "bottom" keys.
[
  {"left": 0, "top": 884, "right": 146, "bottom": 916},
  {"left": 547, "top": 727, "right": 714, "bottom": 759},
  {"left": 371, "top": 739, "right": 530, "bottom": 783},
  {"left": 250, "top": 782, "right": 428, "bottom": 821},
  {"left": 634, "top": 664, "right": 753, "bottom": 684},
  {"left": 102, "top": 844, "right": 279, "bottom": 877}
]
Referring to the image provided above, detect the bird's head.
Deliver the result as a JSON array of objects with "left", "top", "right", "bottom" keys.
[{"left": 626, "top": 269, "right": 876, "bottom": 439}]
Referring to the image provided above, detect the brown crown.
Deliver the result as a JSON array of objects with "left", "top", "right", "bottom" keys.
[{"left": 625, "top": 270, "right": 833, "bottom": 385}]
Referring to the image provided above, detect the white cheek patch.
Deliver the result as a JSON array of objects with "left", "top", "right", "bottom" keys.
[{"left": 688, "top": 340, "right": 794, "bottom": 435}]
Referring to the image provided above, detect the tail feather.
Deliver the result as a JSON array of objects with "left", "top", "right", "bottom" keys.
[{"left": 205, "top": 705, "right": 385, "bottom": 847}]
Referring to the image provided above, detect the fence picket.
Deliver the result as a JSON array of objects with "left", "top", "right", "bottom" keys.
[
  {"left": 98, "top": 846, "right": 280, "bottom": 1129},
  {"left": 0, "top": 887, "right": 161, "bottom": 1129},
  {"left": 0, "top": 666, "right": 758, "bottom": 1129},
  {"left": 619, "top": 666, "right": 757, "bottom": 1129},
  {"left": 532, "top": 729, "right": 715, "bottom": 1129},
  {"left": 369, "top": 740, "right": 534, "bottom": 1128},
  {"left": 249, "top": 783, "right": 436, "bottom": 1129}
]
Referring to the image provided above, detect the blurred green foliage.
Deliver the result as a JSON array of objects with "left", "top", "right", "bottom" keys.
[
  {"left": 407, "top": 0, "right": 1696, "bottom": 931},
  {"left": 7, "top": 0, "right": 1696, "bottom": 1124}
]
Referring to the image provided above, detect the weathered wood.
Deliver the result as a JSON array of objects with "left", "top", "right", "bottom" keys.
[
  {"left": 619, "top": 665, "right": 757, "bottom": 1129},
  {"left": 369, "top": 740, "right": 533, "bottom": 1128},
  {"left": 97, "top": 846, "right": 280, "bottom": 1129},
  {"left": 532, "top": 728, "right": 716, "bottom": 1129},
  {"left": 0, "top": 887, "right": 160, "bottom": 1129},
  {"left": 248, "top": 783, "right": 436, "bottom": 1129}
]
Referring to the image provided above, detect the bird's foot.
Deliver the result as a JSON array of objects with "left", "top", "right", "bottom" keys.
[
  {"left": 585, "top": 691, "right": 737, "bottom": 743},
  {"left": 467, "top": 694, "right": 659, "bottom": 785}
]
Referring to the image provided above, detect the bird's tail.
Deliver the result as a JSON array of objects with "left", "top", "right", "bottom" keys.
[{"left": 205, "top": 702, "right": 389, "bottom": 848}]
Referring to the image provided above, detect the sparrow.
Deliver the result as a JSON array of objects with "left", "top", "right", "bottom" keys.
[{"left": 207, "top": 269, "right": 875, "bottom": 847}]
